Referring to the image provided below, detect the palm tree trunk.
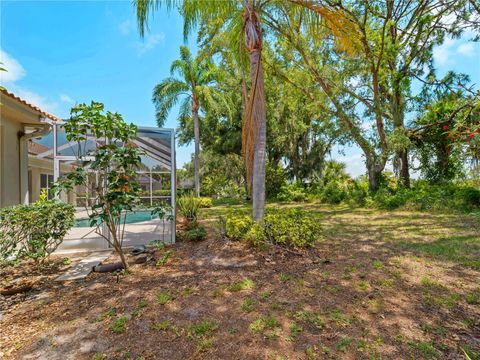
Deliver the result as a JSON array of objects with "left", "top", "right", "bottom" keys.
[
  {"left": 250, "top": 49, "right": 266, "bottom": 221},
  {"left": 243, "top": 3, "right": 267, "bottom": 221},
  {"left": 192, "top": 97, "right": 201, "bottom": 197}
]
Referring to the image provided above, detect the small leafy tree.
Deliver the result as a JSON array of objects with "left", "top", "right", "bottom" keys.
[{"left": 53, "top": 102, "right": 143, "bottom": 269}]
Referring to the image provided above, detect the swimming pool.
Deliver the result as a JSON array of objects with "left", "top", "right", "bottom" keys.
[{"left": 75, "top": 210, "right": 158, "bottom": 227}]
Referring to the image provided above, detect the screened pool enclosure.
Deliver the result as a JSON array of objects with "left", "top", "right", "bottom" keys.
[{"left": 30, "top": 123, "right": 176, "bottom": 253}]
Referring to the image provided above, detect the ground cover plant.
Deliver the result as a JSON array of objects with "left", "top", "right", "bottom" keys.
[{"left": 1, "top": 201, "right": 479, "bottom": 359}]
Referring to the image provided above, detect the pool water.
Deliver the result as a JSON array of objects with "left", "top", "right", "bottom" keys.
[{"left": 75, "top": 211, "right": 157, "bottom": 228}]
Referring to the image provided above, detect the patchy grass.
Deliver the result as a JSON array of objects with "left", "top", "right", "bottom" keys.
[
  {"left": 157, "top": 290, "right": 172, "bottom": 305},
  {"left": 1, "top": 202, "right": 479, "bottom": 360},
  {"left": 240, "top": 297, "right": 255, "bottom": 313},
  {"left": 229, "top": 278, "right": 254, "bottom": 292},
  {"left": 110, "top": 316, "right": 128, "bottom": 334},
  {"left": 156, "top": 250, "right": 173, "bottom": 267},
  {"left": 188, "top": 320, "right": 218, "bottom": 337},
  {"left": 152, "top": 320, "right": 171, "bottom": 331}
]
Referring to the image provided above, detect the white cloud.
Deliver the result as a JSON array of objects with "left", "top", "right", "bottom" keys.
[
  {"left": 433, "top": 37, "right": 455, "bottom": 66},
  {"left": 433, "top": 36, "right": 479, "bottom": 67},
  {"left": 135, "top": 33, "right": 165, "bottom": 55},
  {"left": 457, "top": 42, "right": 475, "bottom": 56},
  {"left": 333, "top": 153, "right": 366, "bottom": 178},
  {"left": 60, "top": 94, "right": 74, "bottom": 104},
  {"left": 0, "top": 49, "right": 60, "bottom": 114},
  {"left": 11, "top": 86, "right": 59, "bottom": 114},
  {"left": 118, "top": 19, "right": 133, "bottom": 36},
  {"left": 0, "top": 49, "right": 26, "bottom": 83}
]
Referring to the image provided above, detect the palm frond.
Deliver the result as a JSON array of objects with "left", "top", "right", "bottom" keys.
[{"left": 152, "top": 78, "right": 190, "bottom": 126}]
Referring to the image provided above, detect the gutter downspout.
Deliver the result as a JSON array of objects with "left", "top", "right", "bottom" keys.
[{"left": 17, "top": 117, "right": 53, "bottom": 204}]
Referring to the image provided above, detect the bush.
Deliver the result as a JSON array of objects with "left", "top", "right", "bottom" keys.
[
  {"left": 177, "top": 194, "right": 201, "bottom": 221},
  {"left": 320, "top": 181, "right": 347, "bottom": 204},
  {"left": 372, "top": 182, "right": 480, "bottom": 212},
  {"left": 222, "top": 213, "right": 254, "bottom": 241},
  {"left": 197, "top": 197, "right": 213, "bottom": 208},
  {"left": 276, "top": 183, "right": 308, "bottom": 202},
  {"left": 221, "top": 208, "right": 321, "bottom": 249},
  {"left": 263, "top": 209, "right": 322, "bottom": 248},
  {"left": 266, "top": 163, "right": 287, "bottom": 199},
  {"left": 0, "top": 197, "right": 75, "bottom": 266},
  {"left": 180, "top": 224, "right": 207, "bottom": 241}
]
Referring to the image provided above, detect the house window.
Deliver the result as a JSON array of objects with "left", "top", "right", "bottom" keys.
[{"left": 40, "top": 174, "right": 54, "bottom": 199}]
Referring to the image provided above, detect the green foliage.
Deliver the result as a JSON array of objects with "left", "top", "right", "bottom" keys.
[
  {"left": 240, "top": 297, "right": 255, "bottom": 312},
  {"left": 156, "top": 250, "right": 173, "bottom": 266},
  {"left": 229, "top": 278, "right": 255, "bottom": 292},
  {"left": 244, "top": 223, "right": 267, "bottom": 249},
  {"left": 320, "top": 181, "right": 347, "bottom": 204},
  {"left": 221, "top": 213, "right": 254, "bottom": 241},
  {"left": 157, "top": 290, "right": 172, "bottom": 305},
  {"left": 188, "top": 320, "right": 219, "bottom": 337},
  {"left": 222, "top": 208, "right": 322, "bottom": 249},
  {"left": 0, "top": 196, "right": 75, "bottom": 266},
  {"left": 262, "top": 209, "right": 322, "bottom": 248},
  {"left": 111, "top": 316, "right": 128, "bottom": 334},
  {"left": 181, "top": 224, "right": 207, "bottom": 241},
  {"left": 276, "top": 183, "right": 308, "bottom": 202},
  {"left": 249, "top": 314, "right": 281, "bottom": 336},
  {"left": 196, "top": 197, "right": 213, "bottom": 208},
  {"left": 53, "top": 102, "right": 143, "bottom": 269},
  {"left": 266, "top": 163, "right": 287, "bottom": 199},
  {"left": 177, "top": 194, "right": 201, "bottom": 221},
  {"left": 373, "top": 182, "right": 480, "bottom": 212}
]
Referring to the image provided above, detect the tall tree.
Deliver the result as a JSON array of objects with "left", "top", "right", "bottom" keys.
[
  {"left": 266, "top": 0, "right": 473, "bottom": 190},
  {"left": 151, "top": 45, "right": 219, "bottom": 196},
  {"left": 135, "top": 0, "right": 269, "bottom": 220}
]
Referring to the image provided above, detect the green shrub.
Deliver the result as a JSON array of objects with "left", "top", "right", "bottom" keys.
[
  {"left": 320, "top": 181, "right": 347, "bottom": 204},
  {"left": 263, "top": 209, "right": 321, "bottom": 248},
  {"left": 182, "top": 225, "right": 207, "bottom": 241},
  {"left": 244, "top": 223, "right": 267, "bottom": 249},
  {"left": 276, "top": 183, "right": 308, "bottom": 202},
  {"left": 177, "top": 194, "right": 201, "bottom": 221},
  {"left": 223, "top": 214, "right": 254, "bottom": 241},
  {"left": 266, "top": 163, "right": 287, "bottom": 199},
  {"left": 196, "top": 197, "right": 213, "bottom": 208},
  {"left": 345, "top": 179, "right": 369, "bottom": 206},
  {"left": 0, "top": 197, "right": 75, "bottom": 266},
  {"left": 222, "top": 209, "right": 321, "bottom": 249},
  {"left": 372, "top": 182, "right": 480, "bottom": 212}
]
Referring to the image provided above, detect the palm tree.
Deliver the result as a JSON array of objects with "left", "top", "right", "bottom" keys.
[
  {"left": 135, "top": 0, "right": 355, "bottom": 220},
  {"left": 152, "top": 45, "right": 219, "bottom": 196},
  {"left": 136, "top": 0, "right": 268, "bottom": 220}
]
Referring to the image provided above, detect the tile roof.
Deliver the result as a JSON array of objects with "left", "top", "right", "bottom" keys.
[
  {"left": 0, "top": 88, "right": 61, "bottom": 121},
  {"left": 28, "top": 140, "right": 53, "bottom": 158}
]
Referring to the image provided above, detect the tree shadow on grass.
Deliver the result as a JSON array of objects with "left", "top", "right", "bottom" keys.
[{"left": 398, "top": 235, "right": 480, "bottom": 270}]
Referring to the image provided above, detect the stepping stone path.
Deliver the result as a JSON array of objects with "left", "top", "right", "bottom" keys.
[{"left": 55, "top": 252, "right": 112, "bottom": 281}]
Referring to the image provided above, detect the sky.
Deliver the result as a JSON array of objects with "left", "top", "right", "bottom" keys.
[{"left": 1, "top": 1, "right": 479, "bottom": 177}]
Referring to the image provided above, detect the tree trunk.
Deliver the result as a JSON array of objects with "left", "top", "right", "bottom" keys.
[
  {"left": 243, "top": 5, "right": 267, "bottom": 221},
  {"left": 250, "top": 50, "right": 267, "bottom": 221},
  {"left": 249, "top": 49, "right": 266, "bottom": 221},
  {"left": 192, "top": 97, "right": 201, "bottom": 197},
  {"left": 391, "top": 77, "right": 410, "bottom": 187},
  {"left": 366, "top": 157, "right": 382, "bottom": 192},
  {"left": 398, "top": 149, "right": 410, "bottom": 187}
]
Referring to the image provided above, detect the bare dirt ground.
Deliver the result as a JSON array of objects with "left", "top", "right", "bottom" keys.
[{"left": 1, "top": 203, "right": 479, "bottom": 359}]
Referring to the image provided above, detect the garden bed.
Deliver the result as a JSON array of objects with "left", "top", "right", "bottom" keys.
[{"left": 0, "top": 203, "right": 479, "bottom": 359}]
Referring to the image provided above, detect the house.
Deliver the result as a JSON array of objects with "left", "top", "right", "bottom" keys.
[{"left": 0, "top": 88, "right": 61, "bottom": 207}]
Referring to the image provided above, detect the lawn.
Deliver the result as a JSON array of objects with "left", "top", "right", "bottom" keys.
[{"left": 1, "top": 202, "right": 479, "bottom": 359}]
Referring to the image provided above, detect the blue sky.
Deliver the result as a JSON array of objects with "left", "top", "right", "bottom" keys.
[{"left": 1, "top": 1, "right": 479, "bottom": 176}]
